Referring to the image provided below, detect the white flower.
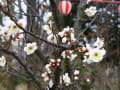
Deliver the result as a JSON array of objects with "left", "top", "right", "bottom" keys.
[
  {"left": 94, "top": 37, "right": 104, "bottom": 48},
  {"left": 24, "top": 42, "right": 38, "bottom": 55},
  {"left": 45, "top": 64, "right": 50, "bottom": 69},
  {"left": 69, "top": 54, "right": 77, "bottom": 61},
  {"left": 84, "top": 78, "right": 90, "bottom": 83},
  {"left": 74, "top": 76, "right": 79, "bottom": 80},
  {"left": 6, "top": 20, "right": 19, "bottom": 36},
  {"left": 17, "top": 30, "right": 24, "bottom": 39},
  {"left": 47, "top": 12, "right": 52, "bottom": 18},
  {"left": 62, "top": 37, "right": 67, "bottom": 43},
  {"left": 61, "top": 50, "right": 72, "bottom": 58},
  {"left": 63, "top": 73, "right": 71, "bottom": 86},
  {"left": 45, "top": 64, "right": 51, "bottom": 74},
  {"left": 41, "top": 72, "right": 49, "bottom": 81},
  {"left": 74, "top": 70, "right": 79, "bottom": 80},
  {"left": 82, "top": 46, "right": 87, "bottom": 51},
  {"left": 86, "top": 43, "right": 93, "bottom": 52},
  {"left": 43, "top": 20, "right": 53, "bottom": 34},
  {"left": 2, "top": 30, "right": 11, "bottom": 41},
  {"left": 58, "top": 31, "right": 64, "bottom": 37},
  {"left": 0, "top": 56, "right": 6, "bottom": 67},
  {"left": 83, "top": 56, "right": 93, "bottom": 64},
  {"left": 61, "top": 50, "right": 77, "bottom": 61},
  {"left": 74, "top": 70, "right": 79, "bottom": 75},
  {"left": 57, "top": 59, "right": 61, "bottom": 62},
  {"left": 47, "top": 34, "right": 57, "bottom": 43},
  {"left": 70, "top": 33, "right": 75, "bottom": 40},
  {"left": 43, "top": 24, "right": 52, "bottom": 34},
  {"left": 85, "top": 6, "right": 97, "bottom": 17},
  {"left": 42, "top": 2, "right": 47, "bottom": 7},
  {"left": 50, "top": 59, "right": 55, "bottom": 63},
  {"left": 17, "top": 19, "right": 26, "bottom": 28},
  {"left": 89, "top": 48, "right": 106, "bottom": 63}
]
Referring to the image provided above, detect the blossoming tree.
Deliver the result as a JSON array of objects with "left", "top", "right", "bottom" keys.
[{"left": 0, "top": 0, "right": 119, "bottom": 90}]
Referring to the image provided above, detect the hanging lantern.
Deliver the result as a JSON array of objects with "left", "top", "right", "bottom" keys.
[
  {"left": 58, "top": 0, "right": 72, "bottom": 15},
  {"left": 118, "top": 5, "right": 120, "bottom": 14}
]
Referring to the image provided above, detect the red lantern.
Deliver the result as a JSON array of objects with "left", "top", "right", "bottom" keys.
[
  {"left": 118, "top": 5, "right": 120, "bottom": 14},
  {"left": 59, "top": 0, "right": 72, "bottom": 15}
]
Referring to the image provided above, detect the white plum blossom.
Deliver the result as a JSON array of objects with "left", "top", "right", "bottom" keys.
[
  {"left": 17, "top": 19, "right": 26, "bottom": 28},
  {"left": 47, "top": 12, "right": 52, "bottom": 18},
  {"left": 43, "top": 20, "right": 53, "bottom": 35},
  {"left": 70, "top": 54, "right": 77, "bottom": 61},
  {"left": 62, "top": 37, "right": 67, "bottom": 43},
  {"left": 89, "top": 48, "right": 106, "bottom": 63},
  {"left": 83, "top": 41, "right": 106, "bottom": 64},
  {"left": 83, "top": 55, "right": 93, "bottom": 64},
  {"left": 94, "top": 37, "right": 104, "bottom": 48},
  {"left": 2, "top": 29, "right": 11, "bottom": 41},
  {"left": 58, "top": 26, "right": 76, "bottom": 44},
  {"left": 82, "top": 46, "right": 87, "bottom": 52},
  {"left": 43, "top": 24, "right": 52, "bottom": 34},
  {"left": 42, "top": 59, "right": 61, "bottom": 82},
  {"left": 74, "top": 70, "right": 79, "bottom": 75},
  {"left": 61, "top": 50, "right": 77, "bottom": 61},
  {"left": 47, "top": 34, "right": 57, "bottom": 43},
  {"left": 0, "top": 18, "right": 25, "bottom": 43},
  {"left": 83, "top": 48, "right": 106, "bottom": 64},
  {"left": 63, "top": 73, "right": 71, "bottom": 86},
  {"left": 74, "top": 76, "right": 79, "bottom": 80},
  {"left": 84, "top": 78, "right": 90, "bottom": 83},
  {"left": 41, "top": 72, "right": 49, "bottom": 81},
  {"left": 0, "top": 56, "right": 6, "bottom": 67},
  {"left": 58, "top": 31, "right": 64, "bottom": 37},
  {"left": 24, "top": 42, "right": 38, "bottom": 55},
  {"left": 85, "top": 6, "right": 97, "bottom": 17},
  {"left": 45, "top": 64, "right": 51, "bottom": 74},
  {"left": 74, "top": 70, "right": 80, "bottom": 80},
  {"left": 6, "top": 21, "right": 19, "bottom": 36}
]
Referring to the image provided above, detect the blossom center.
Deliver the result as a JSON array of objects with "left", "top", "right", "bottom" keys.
[
  {"left": 94, "top": 52, "right": 98, "bottom": 57},
  {"left": 28, "top": 46, "right": 33, "bottom": 50}
]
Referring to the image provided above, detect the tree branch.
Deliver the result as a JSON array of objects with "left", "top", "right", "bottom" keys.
[{"left": 0, "top": 47, "right": 45, "bottom": 90}]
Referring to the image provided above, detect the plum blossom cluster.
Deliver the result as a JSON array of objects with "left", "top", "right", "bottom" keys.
[
  {"left": 24, "top": 42, "right": 38, "bottom": 55},
  {"left": 43, "top": 20, "right": 58, "bottom": 43},
  {"left": 60, "top": 71, "right": 79, "bottom": 86},
  {"left": 59, "top": 37, "right": 105, "bottom": 86},
  {"left": 42, "top": 59, "right": 61, "bottom": 81},
  {"left": 83, "top": 37, "right": 106, "bottom": 64},
  {"left": 85, "top": 6, "right": 97, "bottom": 17},
  {"left": 0, "top": 17, "right": 26, "bottom": 46},
  {"left": 58, "top": 27, "right": 76, "bottom": 44},
  {"left": 43, "top": 19, "right": 53, "bottom": 35},
  {"left": 42, "top": 12, "right": 58, "bottom": 43},
  {"left": 73, "top": 70, "right": 80, "bottom": 80},
  {"left": 0, "top": 56, "right": 6, "bottom": 67},
  {"left": 61, "top": 50, "right": 77, "bottom": 61}
]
